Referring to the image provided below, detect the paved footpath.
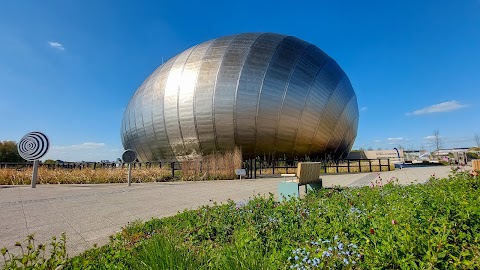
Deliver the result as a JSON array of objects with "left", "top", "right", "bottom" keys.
[{"left": 0, "top": 165, "right": 456, "bottom": 257}]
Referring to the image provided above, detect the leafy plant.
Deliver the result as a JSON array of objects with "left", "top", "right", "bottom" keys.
[
  {"left": 2, "top": 171, "right": 479, "bottom": 269},
  {"left": 2, "top": 233, "right": 68, "bottom": 269}
]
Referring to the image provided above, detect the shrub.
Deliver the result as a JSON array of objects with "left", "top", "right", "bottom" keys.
[
  {"left": 2, "top": 171, "right": 479, "bottom": 269},
  {"left": 1, "top": 233, "right": 68, "bottom": 269}
]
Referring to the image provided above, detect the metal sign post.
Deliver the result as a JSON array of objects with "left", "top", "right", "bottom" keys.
[
  {"left": 122, "top": 149, "right": 137, "bottom": 186},
  {"left": 18, "top": 132, "right": 50, "bottom": 188},
  {"left": 31, "top": 160, "right": 39, "bottom": 188},
  {"left": 127, "top": 163, "right": 132, "bottom": 186}
]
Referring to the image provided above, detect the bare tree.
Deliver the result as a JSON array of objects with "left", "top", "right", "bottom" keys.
[
  {"left": 475, "top": 133, "right": 480, "bottom": 147},
  {"left": 433, "top": 130, "right": 443, "bottom": 158}
]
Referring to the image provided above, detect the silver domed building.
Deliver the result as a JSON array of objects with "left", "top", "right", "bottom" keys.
[{"left": 121, "top": 33, "right": 358, "bottom": 162}]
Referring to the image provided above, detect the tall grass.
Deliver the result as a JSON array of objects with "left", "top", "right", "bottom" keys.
[
  {"left": 180, "top": 147, "right": 242, "bottom": 181},
  {"left": 0, "top": 148, "right": 243, "bottom": 185},
  {"left": 133, "top": 234, "right": 198, "bottom": 269},
  {"left": 0, "top": 167, "right": 172, "bottom": 185}
]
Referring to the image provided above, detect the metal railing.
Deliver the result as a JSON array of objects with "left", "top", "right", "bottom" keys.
[{"left": 243, "top": 159, "right": 392, "bottom": 179}]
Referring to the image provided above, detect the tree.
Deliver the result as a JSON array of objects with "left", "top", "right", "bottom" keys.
[
  {"left": 475, "top": 133, "right": 480, "bottom": 147},
  {"left": 0, "top": 141, "right": 25, "bottom": 162},
  {"left": 43, "top": 159, "right": 57, "bottom": 164},
  {"left": 433, "top": 130, "right": 443, "bottom": 158}
]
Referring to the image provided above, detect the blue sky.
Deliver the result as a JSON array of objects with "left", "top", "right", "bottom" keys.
[{"left": 1, "top": 0, "right": 479, "bottom": 161}]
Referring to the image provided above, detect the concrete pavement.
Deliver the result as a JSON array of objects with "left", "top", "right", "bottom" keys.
[{"left": 0, "top": 165, "right": 455, "bottom": 258}]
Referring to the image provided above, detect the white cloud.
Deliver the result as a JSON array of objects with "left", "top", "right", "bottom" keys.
[
  {"left": 42, "top": 142, "right": 122, "bottom": 162},
  {"left": 80, "top": 142, "right": 105, "bottom": 147},
  {"left": 424, "top": 135, "right": 436, "bottom": 140},
  {"left": 406, "top": 100, "right": 468, "bottom": 116},
  {"left": 51, "top": 142, "right": 105, "bottom": 150},
  {"left": 374, "top": 140, "right": 381, "bottom": 143},
  {"left": 387, "top": 137, "right": 404, "bottom": 141},
  {"left": 360, "top": 107, "right": 368, "bottom": 111},
  {"left": 48, "top": 41, "right": 65, "bottom": 50}
]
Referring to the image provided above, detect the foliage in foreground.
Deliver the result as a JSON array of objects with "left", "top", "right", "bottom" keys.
[
  {"left": 1, "top": 233, "right": 68, "bottom": 269},
  {"left": 2, "top": 171, "right": 480, "bottom": 269}
]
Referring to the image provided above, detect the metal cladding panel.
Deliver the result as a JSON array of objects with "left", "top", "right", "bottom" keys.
[
  {"left": 140, "top": 77, "right": 157, "bottom": 161},
  {"left": 150, "top": 57, "right": 178, "bottom": 160},
  {"left": 121, "top": 107, "right": 130, "bottom": 150},
  {"left": 131, "top": 95, "right": 147, "bottom": 161},
  {"left": 121, "top": 32, "right": 359, "bottom": 161},
  {"left": 164, "top": 46, "right": 196, "bottom": 157},
  {"left": 134, "top": 84, "right": 151, "bottom": 161},
  {"left": 195, "top": 35, "right": 236, "bottom": 154},
  {"left": 307, "top": 60, "right": 345, "bottom": 154},
  {"left": 235, "top": 33, "right": 285, "bottom": 157},
  {"left": 332, "top": 96, "right": 359, "bottom": 157},
  {"left": 255, "top": 37, "right": 309, "bottom": 156},
  {"left": 322, "top": 76, "right": 355, "bottom": 153},
  {"left": 335, "top": 114, "right": 359, "bottom": 159},
  {"left": 178, "top": 41, "right": 213, "bottom": 157},
  {"left": 329, "top": 98, "right": 354, "bottom": 153},
  {"left": 128, "top": 69, "right": 162, "bottom": 161},
  {"left": 214, "top": 33, "right": 261, "bottom": 150},
  {"left": 138, "top": 66, "right": 166, "bottom": 161},
  {"left": 276, "top": 46, "right": 329, "bottom": 156}
]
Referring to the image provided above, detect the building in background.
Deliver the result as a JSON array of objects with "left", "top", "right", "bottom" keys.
[
  {"left": 432, "top": 148, "right": 471, "bottom": 165},
  {"left": 347, "top": 150, "right": 404, "bottom": 163}
]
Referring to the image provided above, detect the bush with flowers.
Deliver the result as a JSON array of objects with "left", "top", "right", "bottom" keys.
[{"left": 2, "top": 171, "right": 479, "bottom": 269}]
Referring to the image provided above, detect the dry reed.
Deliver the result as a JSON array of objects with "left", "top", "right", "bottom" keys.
[
  {"left": 0, "top": 167, "right": 172, "bottom": 185},
  {"left": 180, "top": 147, "right": 243, "bottom": 181},
  {"left": 0, "top": 147, "right": 243, "bottom": 185}
]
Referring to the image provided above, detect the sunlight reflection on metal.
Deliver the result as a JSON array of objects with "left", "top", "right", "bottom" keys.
[{"left": 121, "top": 33, "right": 359, "bottom": 162}]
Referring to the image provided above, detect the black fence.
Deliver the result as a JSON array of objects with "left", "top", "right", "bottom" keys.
[
  {"left": 243, "top": 159, "right": 392, "bottom": 179},
  {"left": 1, "top": 158, "right": 392, "bottom": 179}
]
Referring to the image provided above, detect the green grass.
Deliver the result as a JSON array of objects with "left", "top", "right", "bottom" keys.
[{"left": 3, "top": 171, "right": 480, "bottom": 269}]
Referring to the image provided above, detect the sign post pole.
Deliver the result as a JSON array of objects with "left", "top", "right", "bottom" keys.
[
  {"left": 31, "top": 160, "right": 39, "bottom": 188},
  {"left": 127, "top": 163, "right": 132, "bottom": 186},
  {"left": 122, "top": 149, "right": 137, "bottom": 186},
  {"left": 18, "top": 132, "right": 50, "bottom": 189}
]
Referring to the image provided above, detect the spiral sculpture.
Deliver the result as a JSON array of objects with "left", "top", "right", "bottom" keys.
[{"left": 17, "top": 132, "right": 50, "bottom": 161}]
